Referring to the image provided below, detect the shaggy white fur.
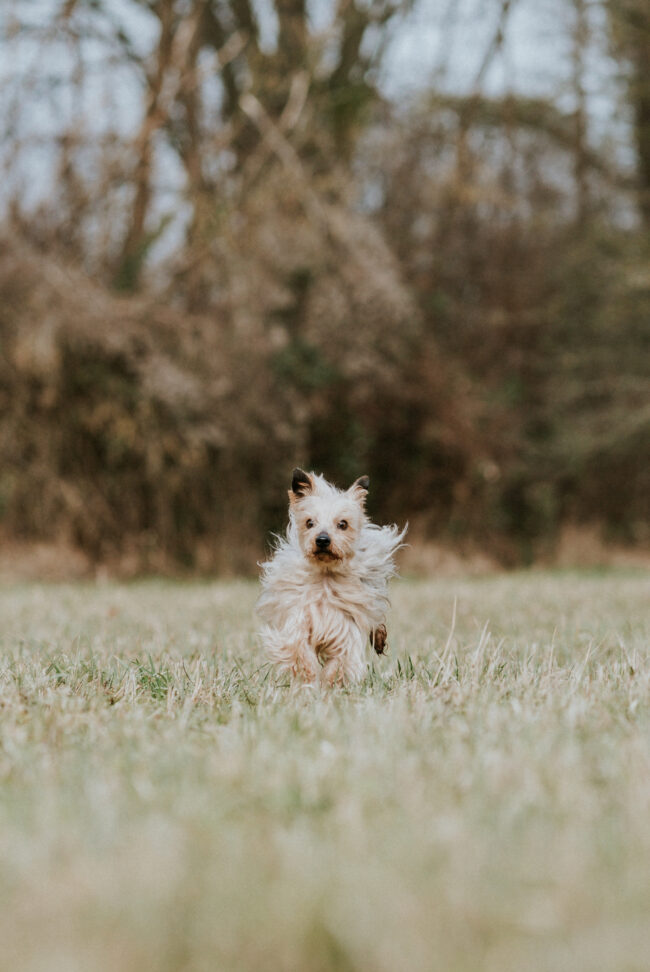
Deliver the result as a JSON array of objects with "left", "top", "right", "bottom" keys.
[{"left": 257, "top": 469, "right": 406, "bottom": 685}]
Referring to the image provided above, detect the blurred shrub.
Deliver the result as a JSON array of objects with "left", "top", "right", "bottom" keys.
[
  {"left": 373, "top": 95, "right": 650, "bottom": 558},
  {"left": 0, "top": 177, "right": 484, "bottom": 570}
]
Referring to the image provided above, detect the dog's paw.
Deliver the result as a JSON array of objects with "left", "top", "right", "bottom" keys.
[
  {"left": 371, "top": 624, "right": 388, "bottom": 655},
  {"left": 290, "top": 651, "right": 320, "bottom": 684},
  {"left": 320, "top": 659, "right": 346, "bottom": 687}
]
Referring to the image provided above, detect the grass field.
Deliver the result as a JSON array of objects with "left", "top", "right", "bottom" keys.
[{"left": 0, "top": 571, "right": 649, "bottom": 971}]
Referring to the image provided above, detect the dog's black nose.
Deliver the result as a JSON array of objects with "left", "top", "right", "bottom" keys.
[{"left": 315, "top": 533, "right": 331, "bottom": 549}]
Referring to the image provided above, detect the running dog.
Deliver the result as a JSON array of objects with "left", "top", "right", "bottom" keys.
[{"left": 257, "top": 468, "right": 405, "bottom": 685}]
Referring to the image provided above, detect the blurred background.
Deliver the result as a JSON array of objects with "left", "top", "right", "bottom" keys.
[{"left": 0, "top": 0, "right": 648, "bottom": 576}]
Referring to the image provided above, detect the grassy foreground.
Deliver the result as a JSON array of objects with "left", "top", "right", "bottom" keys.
[{"left": 0, "top": 572, "right": 649, "bottom": 971}]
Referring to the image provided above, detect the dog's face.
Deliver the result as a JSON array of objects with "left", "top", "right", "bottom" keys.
[{"left": 289, "top": 468, "right": 369, "bottom": 569}]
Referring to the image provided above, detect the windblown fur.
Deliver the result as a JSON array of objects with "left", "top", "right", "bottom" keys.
[{"left": 257, "top": 469, "right": 406, "bottom": 685}]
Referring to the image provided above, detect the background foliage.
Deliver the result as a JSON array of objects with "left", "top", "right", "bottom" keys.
[{"left": 1, "top": 0, "right": 648, "bottom": 570}]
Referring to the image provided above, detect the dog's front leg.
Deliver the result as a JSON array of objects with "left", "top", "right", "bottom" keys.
[
  {"left": 261, "top": 617, "right": 320, "bottom": 683},
  {"left": 320, "top": 622, "right": 367, "bottom": 686}
]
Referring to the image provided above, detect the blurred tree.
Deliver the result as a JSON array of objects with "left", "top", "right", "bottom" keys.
[
  {"left": 571, "top": 0, "right": 591, "bottom": 227},
  {"left": 110, "top": 0, "right": 409, "bottom": 290},
  {"left": 1, "top": 0, "right": 411, "bottom": 292},
  {"left": 608, "top": 0, "right": 650, "bottom": 226}
]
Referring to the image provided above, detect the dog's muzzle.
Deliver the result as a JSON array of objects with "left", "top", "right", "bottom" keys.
[{"left": 315, "top": 533, "right": 331, "bottom": 550}]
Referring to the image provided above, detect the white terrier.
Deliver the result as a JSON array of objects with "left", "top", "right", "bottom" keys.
[{"left": 257, "top": 468, "right": 406, "bottom": 685}]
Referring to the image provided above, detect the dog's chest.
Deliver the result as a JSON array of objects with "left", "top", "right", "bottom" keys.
[{"left": 306, "top": 576, "right": 369, "bottom": 624}]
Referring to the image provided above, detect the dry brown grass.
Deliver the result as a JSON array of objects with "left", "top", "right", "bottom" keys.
[{"left": 0, "top": 570, "right": 648, "bottom": 970}]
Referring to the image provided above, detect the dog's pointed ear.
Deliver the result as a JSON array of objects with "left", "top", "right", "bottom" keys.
[
  {"left": 290, "top": 467, "right": 313, "bottom": 499},
  {"left": 349, "top": 475, "right": 369, "bottom": 502}
]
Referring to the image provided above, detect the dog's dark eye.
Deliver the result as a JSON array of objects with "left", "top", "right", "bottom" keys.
[
  {"left": 306, "top": 519, "right": 314, "bottom": 529},
  {"left": 337, "top": 520, "right": 348, "bottom": 530}
]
